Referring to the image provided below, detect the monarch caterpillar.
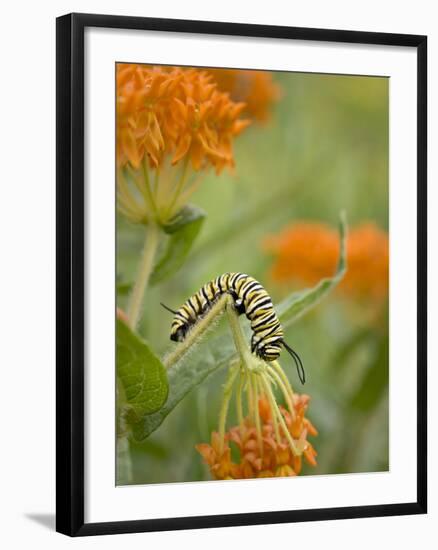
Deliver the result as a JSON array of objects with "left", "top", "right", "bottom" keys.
[{"left": 161, "top": 272, "right": 306, "bottom": 384}]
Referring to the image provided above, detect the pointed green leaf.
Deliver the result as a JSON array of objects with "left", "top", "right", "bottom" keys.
[
  {"left": 150, "top": 204, "right": 206, "bottom": 285},
  {"left": 131, "top": 329, "right": 233, "bottom": 441},
  {"left": 117, "top": 319, "right": 168, "bottom": 419},
  {"left": 161, "top": 204, "right": 206, "bottom": 234},
  {"left": 133, "top": 214, "right": 347, "bottom": 440}
]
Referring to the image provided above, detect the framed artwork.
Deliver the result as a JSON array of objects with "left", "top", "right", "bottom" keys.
[{"left": 56, "top": 13, "right": 427, "bottom": 536}]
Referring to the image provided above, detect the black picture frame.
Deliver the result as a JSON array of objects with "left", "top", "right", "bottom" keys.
[{"left": 56, "top": 12, "right": 427, "bottom": 537}]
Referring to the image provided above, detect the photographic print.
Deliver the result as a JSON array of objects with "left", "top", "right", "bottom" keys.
[
  {"left": 56, "top": 13, "right": 426, "bottom": 535},
  {"left": 115, "top": 63, "right": 389, "bottom": 486}
]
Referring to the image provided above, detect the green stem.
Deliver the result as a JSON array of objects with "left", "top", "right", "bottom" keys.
[
  {"left": 126, "top": 223, "right": 160, "bottom": 330},
  {"left": 163, "top": 293, "right": 229, "bottom": 368},
  {"left": 116, "top": 380, "right": 133, "bottom": 484},
  {"left": 154, "top": 166, "right": 161, "bottom": 198},
  {"left": 176, "top": 171, "right": 203, "bottom": 207},
  {"left": 271, "top": 360, "right": 295, "bottom": 396},
  {"left": 260, "top": 372, "right": 301, "bottom": 456},
  {"left": 226, "top": 298, "right": 253, "bottom": 367},
  {"left": 246, "top": 369, "right": 254, "bottom": 416},
  {"left": 226, "top": 299, "right": 264, "bottom": 452},
  {"left": 141, "top": 157, "right": 158, "bottom": 219},
  {"left": 118, "top": 170, "right": 143, "bottom": 216},
  {"left": 236, "top": 369, "right": 244, "bottom": 432},
  {"left": 165, "top": 156, "right": 190, "bottom": 219},
  {"left": 218, "top": 363, "right": 239, "bottom": 454},
  {"left": 116, "top": 436, "right": 133, "bottom": 485},
  {"left": 117, "top": 202, "right": 143, "bottom": 224},
  {"left": 260, "top": 373, "right": 281, "bottom": 444},
  {"left": 270, "top": 361, "right": 296, "bottom": 421},
  {"left": 267, "top": 365, "right": 295, "bottom": 420},
  {"left": 251, "top": 373, "right": 263, "bottom": 455}
]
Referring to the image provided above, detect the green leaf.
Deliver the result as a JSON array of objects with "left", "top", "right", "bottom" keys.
[
  {"left": 133, "top": 213, "right": 347, "bottom": 440},
  {"left": 132, "top": 329, "right": 234, "bottom": 441},
  {"left": 161, "top": 204, "right": 206, "bottom": 234},
  {"left": 117, "top": 319, "right": 169, "bottom": 420},
  {"left": 150, "top": 204, "right": 206, "bottom": 285}
]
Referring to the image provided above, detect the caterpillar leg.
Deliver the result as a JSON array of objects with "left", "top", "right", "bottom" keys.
[{"left": 228, "top": 291, "right": 246, "bottom": 315}]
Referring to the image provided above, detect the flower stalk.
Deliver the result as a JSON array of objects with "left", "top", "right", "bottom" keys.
[
  {"left": 251, "top": 372, "right": 264, "bottom": 455},
  {"left": 163, "top": 293, "right": 230, "bottom": 368},
  {"left": 116, "top": 379, "right": 133, "bottom": 484},
  {"left": 217, "top": 363, "right": 239, "bottom": 454},
  {"left": 268, "top": 362, "right": 296, "bottom": 421},
  {"left": 140, "top": 157, "right": 158, "bottom": 218},
  {"left": 226, "top": 298, "right": 255, "bottom": 368},
  {"left": 212, "top": 297, "right": 306, "bottom": 458},
  {"left": 164, "top": 155, "right": 190, "bottom": 220},
  {"left": 196, "top": 293, "right": 319, "bottom": 480},
  {"left": 126, "top": 223, "right": 160, "bottom": 330}
]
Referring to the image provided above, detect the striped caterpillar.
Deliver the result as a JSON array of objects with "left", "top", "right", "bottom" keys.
[{"left": 162, "top": 272, "right": 305, "bottom": 384}]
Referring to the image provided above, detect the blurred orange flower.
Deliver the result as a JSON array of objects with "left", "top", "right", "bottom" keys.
[
  {"left": 207, "top": 69, "right": 281, "bottom": 123},
  {"left": 264, "top": 221, "right": 389, "bottom": 302},
  {"left": 196, "top": 394, "right": 318, "bottom": 480},
  {"left": 343, "top": 223, "right": 389, "bottom": 301},
  {"left": 116, "top": 64, "right": 250, "bottom": 173}
]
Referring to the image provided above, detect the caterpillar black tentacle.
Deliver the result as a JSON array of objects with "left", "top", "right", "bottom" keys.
[
  {"left": 281, "top": 340, "right": 306, "bottom": 385},
  {"left": 160, "top": 302, "right": 178, "bottom": 315},
  {"left": 165, "top": 272, "right": 306, "bottom": 384}
]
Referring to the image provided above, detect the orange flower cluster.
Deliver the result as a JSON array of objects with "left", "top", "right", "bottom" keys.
[
  {"left": 343, "top": 223, "right": 389, "bottom": 300},
  {"left": 117, "top": 64, "right": 250, "bottom": 173},
  {"left": 264, "top": 221, "right": 389, "bottom": 302},
  {"left": 196, "top": 394, "right": 317, "bottom": 480},
  {"left": 207, "top": 69, "right": 281, "bottom": 123}
]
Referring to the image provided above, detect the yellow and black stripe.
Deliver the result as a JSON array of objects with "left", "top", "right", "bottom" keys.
[{"left": 163, "top": 272, "right": 305, "bottom": 384}]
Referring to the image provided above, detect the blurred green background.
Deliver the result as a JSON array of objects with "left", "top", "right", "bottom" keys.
[{"left": 117, "top": 71, "right": 389, "bottom": 484}]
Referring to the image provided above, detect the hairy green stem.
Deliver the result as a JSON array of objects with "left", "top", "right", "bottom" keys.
[
  {"left": 260, "top": 373, "right": 281, "bottom": 444},
  {"left": 126, "top": 223, "right": 160, "bottom": 330},
  {"left": 251, "top": 373, "right": 263, "bottom": 455},
  {"left": 247, "top": 369, "right": 254, "bottom": 417},
  {"left": 226, "top": 299, "right": 253, "bottom": 367},
  {"left": 165, "top": 156, "right": 190, "bottom": 219},
  {"left": 260, "top": 373, "right": 301, "bottom": 456},
  {"left": 218, "top": 364, "right": 239, "bottom": 454},
  {"left": 236, "top": 369, "right": 244, "bottom": 432},
  {"left": 270, "top": 360, "right": 296, "bottom": 421},
  {"left": 141, "top": 157, "right": 158, "bottom": 218},
  {"left": 271, "top": 360, "right": 295, "bottom": 395},
  {"left": 226, "top": 300, "right": 265, "bottom": 453},
  {"left": 163, "top": 293, "right": 229, "bottom": 368},
  {"left": 116, "top": 436, "right": 133, "bottom": 485},
  {"left": 116, "top": 380, "right": 133, "bottom": 484},
  {"left": 267, "top": 365, "right": 294, "bottom": 419}
]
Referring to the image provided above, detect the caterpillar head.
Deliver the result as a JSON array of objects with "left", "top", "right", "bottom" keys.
[
  {"left": 252, "top": 336, "right": 306, "bottom": 385},
  {"left": 161, "top": 302, "right": 189, "bottom": 343},
  {"left": 170, "top": 320, "right": 189, "bottom": 342},
  {"left": 251, "top": 336, "right": 282, "bottom": 362}
]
